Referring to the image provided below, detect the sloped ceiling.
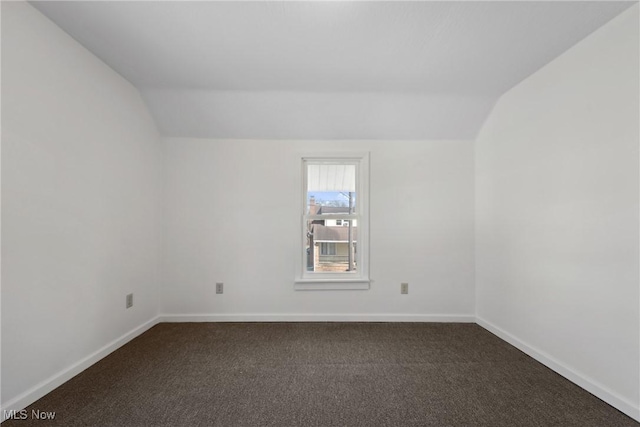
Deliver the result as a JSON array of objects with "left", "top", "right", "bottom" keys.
[{"left": 31, "top": 1, "right": 635, "bottom": 139}]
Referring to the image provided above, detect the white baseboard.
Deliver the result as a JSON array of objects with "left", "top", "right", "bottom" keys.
[
  {"left": 476, "top": 316, "right": 640, "bottom": 422},
  {"left": 159, "top": 313, "right": 476, "bottom": 323},
  {"left": 0, "top": 316, "right": 161, "bottom": 422}
]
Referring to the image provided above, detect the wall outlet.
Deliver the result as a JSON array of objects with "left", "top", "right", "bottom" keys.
[
  {"left": 216, "top": 282, "right": 224, "bottom": 294},
  {"left": 126, "top": 293, "right": 133, "bottom": 308},
  {"left": 401, "top": 283, "right": 409, "bottom": 294}
]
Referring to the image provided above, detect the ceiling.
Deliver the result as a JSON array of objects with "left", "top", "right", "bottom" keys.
[{"left": 31, "top": 1, "right": 635, "bottom": 139}]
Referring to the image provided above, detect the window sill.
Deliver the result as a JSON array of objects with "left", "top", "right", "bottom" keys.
[{"left": 294, "top": 279, "right": 370, "bottom": 291}]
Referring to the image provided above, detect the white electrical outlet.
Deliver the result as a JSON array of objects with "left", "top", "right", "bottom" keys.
[
  {"left": 126, "top": 293, "right": 133, "bottom": 308},
  {"left": 401, "top": 283, "right": 409, "bottom": 294},
  {"left": 216, "top": 282, "right": 224, "bottom": 294}
]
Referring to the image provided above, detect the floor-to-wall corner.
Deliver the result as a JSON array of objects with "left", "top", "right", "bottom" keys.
[
  {"left": 1, "top": 2, "right": 163, "bottom": 419},
  {"left": 475, "top": 4, "right": 640, "bottom": 420}
]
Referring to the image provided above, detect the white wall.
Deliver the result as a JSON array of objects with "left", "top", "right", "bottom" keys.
[
  {"left": 142, "top": 90, "right": 495, "bottom": 140},
  {"left": 475, "top": 5, "right": 639, "bottom": 419},
  {"left": 1, "top": 2, "right": 162, "bottom": 409},
  {"left": 162, "top": 139, "right": 475, "bottom": 320}
]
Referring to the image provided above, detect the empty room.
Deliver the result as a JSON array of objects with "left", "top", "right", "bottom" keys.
[{"left": 1, "top": 1, "right": 639, "bottom": 425}]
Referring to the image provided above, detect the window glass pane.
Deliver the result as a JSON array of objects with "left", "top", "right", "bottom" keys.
[
  {"left": 308, "top": 192, "right": 356, "bottom": 215},
  {"left": 305, "top": 218, "right": 358, "bottom": 273},
  {"left": 307, "top": 163, "right": 356, "bottom": 214}
]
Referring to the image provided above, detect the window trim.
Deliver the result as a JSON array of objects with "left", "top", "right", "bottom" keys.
[{"left": 295, "top": 152, "right": 370, "bottom": 290}]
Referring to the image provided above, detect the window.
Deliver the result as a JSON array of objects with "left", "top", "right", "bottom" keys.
[
  {"left": 320, "top": 242, "right": 337, "bottom": 255},
  {"left": 296, "top": 153, "right": 369, "bottom": 290}
]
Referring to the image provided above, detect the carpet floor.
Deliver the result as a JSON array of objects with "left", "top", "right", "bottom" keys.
[{"left": 3, "top": 322, "right": 638, "bottom": 426}]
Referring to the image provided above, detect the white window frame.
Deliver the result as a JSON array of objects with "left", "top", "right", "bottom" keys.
[{"left": 295, "top": 152, "right": 370, "bottom": 290}]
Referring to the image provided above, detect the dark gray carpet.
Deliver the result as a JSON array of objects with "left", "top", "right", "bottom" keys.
[{"left": 3, "top": 322, "right": 638, "bottom": 426}]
